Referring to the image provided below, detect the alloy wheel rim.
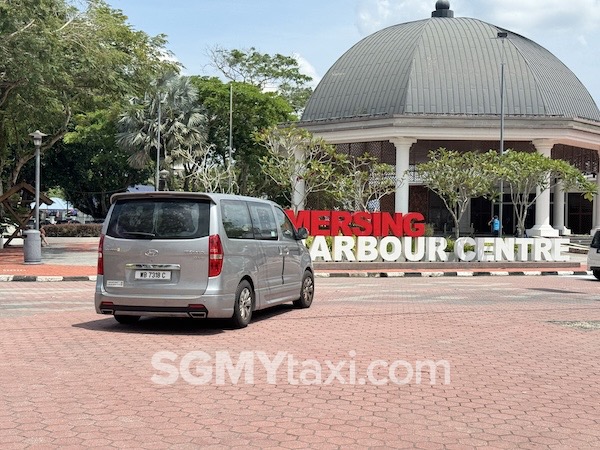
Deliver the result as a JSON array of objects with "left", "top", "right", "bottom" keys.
[
  {"left": 303, "top": 278, "right": 314, "bottom": 302},
  {"left": 239, "top": 288, "right": 252, "bottom": 319}
]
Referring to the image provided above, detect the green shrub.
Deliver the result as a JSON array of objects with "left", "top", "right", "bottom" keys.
[
  {"left": 43, "top": 223, "right": 102, "bottom": 237},
  {"left": 445, "top": 238, "right": 475, "bottom": 253},
  {"left": 304, "top": 235, "right": 333, "bottom": 250},
  {"left": 424, "top": 223, "right": 435, "bottom": 237}
]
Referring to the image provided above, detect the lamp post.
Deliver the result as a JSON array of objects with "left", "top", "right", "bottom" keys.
[
  {"left": 159, "top": 169, "right": 169, "bottom": 191},
  {"left": 29, "top": 130, "right": 47, "bottom": 231},
  {"left": 155, "top": 94, "right": 162, "bottom": 192},
  {"left": 228, "top": 83, "right": 234, "bottom": 188},
  {"left": 497, "top": 31, "right": 508, "bottom": 236}
]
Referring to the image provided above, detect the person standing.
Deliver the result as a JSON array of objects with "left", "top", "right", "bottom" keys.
[
  {"left": 488, "top": 215, "right": 500, "bottom": 237},
  {"left": 40, "top": 226, "right": 50, "bottom": 247}
]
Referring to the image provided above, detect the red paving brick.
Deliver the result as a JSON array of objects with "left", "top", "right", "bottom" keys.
[{"left": 1, "top": 276, "right": 599, "bottom": 448}]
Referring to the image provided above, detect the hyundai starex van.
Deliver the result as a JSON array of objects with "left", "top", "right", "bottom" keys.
[{"left": 95, "top": 192, "right": 313, "bottom": 328}]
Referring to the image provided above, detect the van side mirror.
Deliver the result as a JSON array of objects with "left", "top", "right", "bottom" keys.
[{"left": 296, "top": 227, "right": 309, "bottom": 240}]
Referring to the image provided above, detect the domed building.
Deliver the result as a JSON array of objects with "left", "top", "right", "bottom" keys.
[{"left": 299, "top": 0, "right": 600, "bottom": 236}]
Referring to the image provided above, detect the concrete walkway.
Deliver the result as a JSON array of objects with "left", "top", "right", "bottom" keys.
[{"left": 0, "top": 237, "right": 98, "bottom": 280}]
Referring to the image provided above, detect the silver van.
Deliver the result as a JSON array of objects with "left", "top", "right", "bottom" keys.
[{"left": 95, "top": 192, "right": 313, "bottom": 328}]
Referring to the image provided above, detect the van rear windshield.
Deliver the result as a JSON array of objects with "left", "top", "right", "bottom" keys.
[{"left": 107, "top": 199, "right": 210, "bottom": 240}]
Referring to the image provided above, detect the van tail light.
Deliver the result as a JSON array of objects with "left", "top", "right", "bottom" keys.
[
  {"left": 208, "top": 234, "right": 224, "bottom": 277},
  {"left": 97, "top": 234, "right": 105, "bottom": 275}
]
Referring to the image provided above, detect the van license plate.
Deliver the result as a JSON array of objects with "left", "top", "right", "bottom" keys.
[{"left": 135, "top": 270, "right": 171, "bottom": 280}]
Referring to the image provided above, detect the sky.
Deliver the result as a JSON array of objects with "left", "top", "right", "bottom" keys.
[{"left": 106, "top": 0, "right": 600, "bottom": 106}]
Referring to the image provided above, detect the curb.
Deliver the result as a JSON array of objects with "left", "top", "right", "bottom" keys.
[
  {"left": 0, "top": 275, "right": 97, "bottom": 282},
  {"left": 315, "top": 270, "right": 592, "bottom": 278}
]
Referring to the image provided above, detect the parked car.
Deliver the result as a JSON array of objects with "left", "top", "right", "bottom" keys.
[
  {"left": 588, "top": 230, "right": 600, "bottom": 280},
  {"left": 95, "top": 192, "right": 313, "bottom": 328}
]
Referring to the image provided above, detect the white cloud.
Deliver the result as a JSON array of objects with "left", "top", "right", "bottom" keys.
[
  {"left": 355, "top": 0, "right": 431, "bottom": 35},
  {"left": 159, "top": 49, "right": 182, "bottom": 69},
  {"left": 354, "top": 0, "right": 600, "bottom": 37},
  {"left": 469, "top": 0, "right": 600, "bottom": 35},
  {"left": 293, "top": 53, "right": 321, "bottom": 88}
]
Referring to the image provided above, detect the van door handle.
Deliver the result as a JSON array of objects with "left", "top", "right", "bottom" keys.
[{"left": 281, "top": 246, "right": 290, "bottom": 256}]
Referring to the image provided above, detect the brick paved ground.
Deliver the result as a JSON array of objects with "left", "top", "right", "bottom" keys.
[{"left": 1, "top": 276, "right": 599, "bottom": 448}]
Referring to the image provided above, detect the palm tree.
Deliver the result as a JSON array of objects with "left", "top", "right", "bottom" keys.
[{"left": 116, "top": 73, "right": 209, "bottom": 190}]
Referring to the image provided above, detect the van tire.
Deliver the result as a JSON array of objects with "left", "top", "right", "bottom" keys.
[
  {"left": 594, "top": 270, "right": 600, "bottom": 280},
  {"left": 232, "top": 280, "right": 253, "bottom": 328},
  {"left": 294, "top": 270, "right": 314, "bottom": 309},
  {"left": 114, "top": 315, "right": 140, "bottom": 324}
]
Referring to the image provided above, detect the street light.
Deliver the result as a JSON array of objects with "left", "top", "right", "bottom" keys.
[
  {"left": 159, "top": 169, "right": 169, "bottom": 191},
  {"left": 228, "top": 83, "right": 234, "bottom": 188},
  {"left": 497, "top": 31, "right": 508, "bottom": 236},
  {"left": 29, "top": 130, "right": 47, "bottom": 231},
  {"left": 155, "top": 94, "right": 162, "bottom": 192}
]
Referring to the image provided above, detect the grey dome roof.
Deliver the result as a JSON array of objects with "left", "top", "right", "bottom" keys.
[{"left": 301, "top": 16, "right": 600, "bottom": 122}]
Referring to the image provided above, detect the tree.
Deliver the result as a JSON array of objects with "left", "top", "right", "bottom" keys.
[
  {"left": 496, "top": 150, "right": 596, "bottom": 237},
  {"left": 256, "top": 126, "right": 344, "bottom": 212},
  {"left": 0, "top": 0, "right": 176, "bottom": 195},
  {"left": 43, "top": 109, "right": 152, "bottom": 218},
  {"left": 190, "top": 77, "right": 294, "bottom": 195},
  {"left": 116, "top": 73, "right": 209, "bottom": 190},
  {"left": 338, "top": 154, "right": 399, "bottom": 211},
  {"left": 415, "top": 149, "right": 498, "bottom": 238},
  {"left": 207, "top": 46, "right": 313, "bottom": 115},
  {"left": 178, "top": 155, "right": 238, "bottom": 194}
]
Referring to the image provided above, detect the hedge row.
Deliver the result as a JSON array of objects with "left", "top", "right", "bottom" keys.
[{"left": 43, "top": 223, "right": 102, "bottom": 237}]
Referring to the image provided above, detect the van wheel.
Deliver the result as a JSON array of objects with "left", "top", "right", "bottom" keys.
[
  {"left": 232, "top": 280, "right": 253, "bottom": 328},
  {"left": 294, "top": 271, "right": 314, "bottom": 309},
  {"left": 593, "top": 270, "right": 600, "bottom": 280},
  {"left": 114, "top": 315, "right": 140, "bottom": 324}
]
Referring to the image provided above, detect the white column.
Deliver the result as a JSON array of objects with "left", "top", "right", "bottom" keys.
[
  {"left": 553, "top": 180, "right": 570, "bottom": 235},
  {"left": 390, "top": 137, "right": 417, "bottom": 213},
  {"left": 527, "top": 140, "right": 559, "bottom": 237},
  {"left": 292, "top": 146, "right": 306, "bottom": 212}
]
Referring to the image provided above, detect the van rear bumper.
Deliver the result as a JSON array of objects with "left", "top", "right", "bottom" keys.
[
  {"left": 95, "top": 278, "right": 234, "bottom": 319},
  {"left": 97, "top": 303, "right": 211, "bottom": 319}
]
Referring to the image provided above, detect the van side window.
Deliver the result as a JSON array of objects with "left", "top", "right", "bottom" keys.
[
  {"left": 221, "top": 201, "right": 254, "bottom": 239},
  {"left": 274, "top": 207, "right": 296, "bottom": 241},
  {"left": 248, "top": 202, "right": 278, "bottom": 240}
]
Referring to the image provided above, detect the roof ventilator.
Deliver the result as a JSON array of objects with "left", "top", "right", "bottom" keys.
[{"left": 432, "top": 0, "right": 454, "bottom": 18}]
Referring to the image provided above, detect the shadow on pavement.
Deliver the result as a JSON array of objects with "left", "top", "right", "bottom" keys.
[{"left": 73, "top": 304, "right": 297, "bottom": 335}]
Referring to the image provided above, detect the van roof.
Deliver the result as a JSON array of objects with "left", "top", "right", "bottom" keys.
[{"left": 110, "top": 191, "right": 277, "bottom": 206}]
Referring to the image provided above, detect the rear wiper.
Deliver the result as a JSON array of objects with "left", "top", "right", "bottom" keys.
[{"left": 123, "top": 231, "right": 156, "bottom": 237}]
